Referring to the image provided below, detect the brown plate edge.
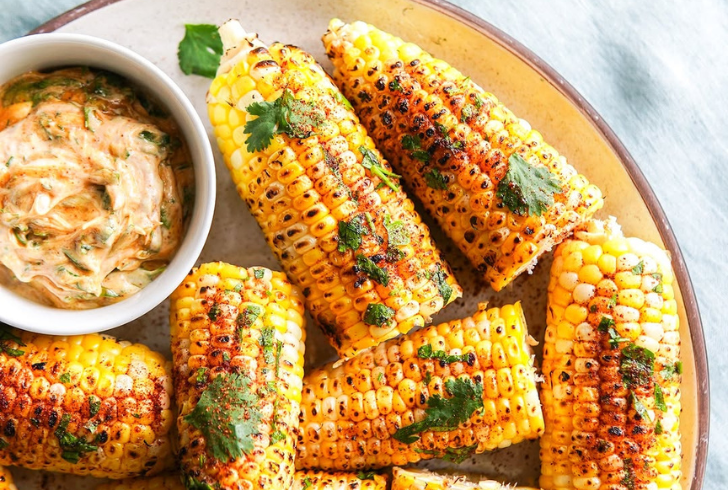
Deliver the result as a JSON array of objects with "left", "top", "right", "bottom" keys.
[{"left": 30, "top": 0, "right": 710, "bottom": 488}]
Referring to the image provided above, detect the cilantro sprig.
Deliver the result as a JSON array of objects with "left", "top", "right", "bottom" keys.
[
  {"left": 55, "top": 413, "right": 98, "bottom": 464},
  {"left": 338, "top": 215, "right": 368, "bottom": 253},
  {"left": 425, "top": 168, "right": 448, "bottom": 190},
  {"left": 415, "top": 443, "right": 478, "bottom": 464},
  {"left": 496, "top": 153, "right": 562, "bottom": 216},
  {"left": 0, "top": 324, "right": 25, "bottom": 357},
  {"left": 184, "top": 374, "right": 263, "bottom": 462},
  {"left": 363, "top": 303, "right": 395, "bottom": 327},
  {"left": 177, "top": 24, "right": 223, "bottom": 79},
  {"left": 244, "top": 90, "right": 324, "bottom": 152},
  {"left": 417, "top": 344, "right": 472, "bottom": 365},
  {"left": 356, "top": 255, "right": 389, "bottom": 286},
  {"left": 359, "top": 147, "right": 400, "bottom": 191},
  {"left": 393, "top": 378, "right": 483, "bottom": 444},
  {"left": 430, "top": 265, "right": 453, "bottom": 303}
]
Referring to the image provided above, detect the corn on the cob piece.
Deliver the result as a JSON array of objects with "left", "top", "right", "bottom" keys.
[
  {"left": 0, "top": 466, "right": 16, "bottom": 490},
  {"left": 170, "top": 262, "right": 306, "bottom": 490},
  {"left": 294, "top": 469, "right": 388, "bottom": 490},
  {"left": 392, "top": 467, "right": 537, "bottom": 490},
  {"left": 0, "top": 326, "right": 173, "bottom": 478},
  {"left": 298, "top": 302, "right": 543, "bottom": 470},
  {"left": 323, "top": 20, "right": 604, "bottom": 292},
  {"left": 95, "top": 470, "right": 387, "bottom": 490},
  {"left": 207, "top": 20, "right": 461, "bottom": 359},
  {"left": 540, "top": 218, "right": 682, "bottom": 490},
  {"left": 96, "top": 474, "right": 183, "bottom": 490}
]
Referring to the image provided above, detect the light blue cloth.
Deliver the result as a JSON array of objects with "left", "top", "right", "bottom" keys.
[{"left": 1, "top": 1, "right": 725, "bottom": 487}]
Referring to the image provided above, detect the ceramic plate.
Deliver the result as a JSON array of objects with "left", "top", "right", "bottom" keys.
[{"left": 16, "top": 0, "right": 707, "bottom": 488}]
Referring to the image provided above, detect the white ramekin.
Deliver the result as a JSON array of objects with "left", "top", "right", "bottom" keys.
[{"left": 0, "top": 33, "right": 215, "bottom": 334}]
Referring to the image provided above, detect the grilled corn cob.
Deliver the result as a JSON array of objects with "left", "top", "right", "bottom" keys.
[
  {"left": 170, "top": 262, "right": 306, "bottom": 490},
  {"left": 294, "top": 470, "right": 388, "bottom": 490},
  {"left": 0, "top": 326, "right": 173, "bottom": 478},
  {"left": 95, "top": 470, "right": 387, "bottom": 490},
  {"left": 323, "top": 20, "right": 604, "bottom": 292},
  {"left": 298, "top": 302, "right": 543, "bottom": 470},
  {"left": 392, "top": 467, "right": 537, "bottom": 490},
  {"left": 207, "top": 20, "right": 461, "bottom": 358},
  {"left": 540, "top": 218, "right": 682, "bottom": 490},
  {"left": 0, "top": 467, "right": 15, "bottom": 490},
  {"left": 96, "top": 474, "right": 183, "bottom": 490}
]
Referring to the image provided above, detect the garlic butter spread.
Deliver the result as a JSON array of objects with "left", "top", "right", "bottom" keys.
[{"left": 0, "top": 68, "right": 194, "bottom": 309}]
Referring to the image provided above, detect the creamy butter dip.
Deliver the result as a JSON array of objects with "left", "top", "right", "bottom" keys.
[{"left": 0, "top": 68, "right": 194, "bottom": 308}]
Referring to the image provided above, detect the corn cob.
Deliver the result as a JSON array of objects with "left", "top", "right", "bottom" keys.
[
  {"left": 0, "top": 326, "right": 173, "bottom": 478},
  {"left": 95, "top": 470, "right": 387, "bottom": 490},
  {"left": 540, "top": 218, "right": 682, "bottom": 490},
  {"left": 96, "top": 474, "right": 183, "bottom": 490},
  {"left": 294, "top": 469, "right": 388, "bottom": 490},
  {"left": 297, "top": 302, "right": 544, "bottom": 470},
  {"left": 207, "top": 20, "right": 461, "bottom": 358},
  {"left": 323, "top": 20, "right": 604, "bottom": 292},
  {"left": 392, "top": 467, "right": 537, "bottom": 490},
  {"left": 0, "top": 467, "right": 15, "bottom": 490},
  {"left": 170, "top": 262, "right": 306, "bottom": 490}
]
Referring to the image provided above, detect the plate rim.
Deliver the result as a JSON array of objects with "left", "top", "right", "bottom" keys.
[{"left": 30, "top": 0, "right": 710, "bottom": 487}]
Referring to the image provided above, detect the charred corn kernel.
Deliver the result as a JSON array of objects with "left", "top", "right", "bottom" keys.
[
  {"left": 391, "top": 467, "right": 538, "bottom": 490},
  {"left": 540, "top": 218, "right": 682, "bottom": 490},
  {"left": 298, "top": 302, "right": 543, "bottom": 470},
  {"left": 293, "top": 470, "right": 387, "bottom": 489},
  {"left": 96, "top": 474, "right": 184, "bottom": 490},
  {"left": 98, "top": 470, "right": 387, "bottom": 490},
  {"left": 208, "top": 20, "right": 460, "bottom": 359},
  {"left": 170, "top": 262, "right": 306, "bottom": 490},
  {"left": 0, "top": 467, "right": 15, "bottom": 490},
  {"left": 0, "top": 326, "right": 173, "bottom": 479},
  {"left": 323, "top": 20, "right": 603, "bottom": 292}
]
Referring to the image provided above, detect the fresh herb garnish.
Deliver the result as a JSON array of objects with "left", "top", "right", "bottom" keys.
[
  {"left": 356, "top": 254, "right": 389, "bottom": 286},
  {"left": 184, "top": 475, "right": 217, "bottom": 490},
  {"left": 609, "top": 293, "right": 618, "bottom": 308},
  {"left": 334, "top": 91, "right": 353, "bottom": 110},
  {"left": 393, "top": 378, "right": 483, "bottom": 444},
  {"left": 357, "top": 472, "right": 376, "bottom": 480},
  {"left": 259, "top": 328, "right": 277, "bottom": 364},
  {"left": 430, "top": 265, "right": 453, "bottom": 303},
  {"left": 244, "top": 89, "right": 324, "bottom": 152},
  {"left": 207, "top": 303, "right": 221, "bottom": 322},
  {"left": 389, "top": 79, "right": 403, "bottom": 92},
  {"left": 402, "top": 135, "right": 421, "bottom": 150},
  {"left": 359, "top": 146, "right": 400, "bottom": 191},
  {"left": 88, "top": 396, "right": 101, "bottom": 417},
  {"left": 460, "top": 104, "right": 476, "bottom": 122},
  {"left": 654, "top": 383, "right": 667, "bottom": 411},
  {"left": 496, "top": 153, "right": 562, "bottom": 216},
  {"left": 412, "top": 150, "right": 430, "bottom": 163},
  {"left": 415, "top": 443, "right": 478, "bottom": 464},
  {"left": 270, "top": 430, "right": 286, "bottom": 445},
  {"left": 253, "top": 269, "right": 265, "bottom": 279},
  {"left": 423, "top": 371, "right": 432, "bottom": 386},
  {"left": 377, "top": 372, "right": 385, "bottom": 384},
  {"left": 425, "top": 168, "right": 448, "bottom": 190},
  {"left": 655, "top": 419, "right": 664, "bottom": 435},
  {"left": 653, "top": 283, "right": 663, "bottom": 293},
  {"left": 196, "top": 367, "right": 208, "bottom": 384},
  {"left": 55, "top": 413, "right": 98, "bottom": 463},
  {"left": 184, "top": 373, "right": 262, "bottom": 461},
  {"left": 0, "top": 324, "right": 25, "bottom": 357},
  {"left": 337, "top": 215, "right": 368, "bottom": 252},
  {"left": 0, "top": 439, "right": 7, "bottom": 450},
  {"left": 630, "top": 391, "right": 651, "bottom": 422},
  {"left": 363, "top": 303, "right": 395, "bottom": 327},
  {"left": 301, "top": 477, "right": 313, "bottom": 490},
  {"left": 622, "top": 458, "right": 635, "bottom": 490},
  {"left": 597, "top": 316, "right": 629, "bottom": 349},
  {"left": 60, "top": 372, "right": 72, "bottom": 384},
  {"left": 160, "top": 207, "right": 171, "bottom": 229},
  {"left": 620, "top": 344, "right": 655, "bottom": 388},
  {"left": 632, "top": 261, "right": 644, "bottom": 275},
  {"left": 177, "top": 24, "right": 223, "bottom": 79},
  {"left": 417, "top": 344, "right": 470, "bottom": 364},
  {"left": 237, "top": 304, "right": 262, "bottom": 333},
  {"left": 383, "top": 214, "right": 409, "bottom": 247}
]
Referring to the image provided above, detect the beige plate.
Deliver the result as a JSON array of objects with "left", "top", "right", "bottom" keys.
[{"left": 21, "top": 0, "right": 708, "bottom": 488}]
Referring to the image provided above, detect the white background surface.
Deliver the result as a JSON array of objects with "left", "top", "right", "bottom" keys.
[{"left": 1, "top": 0, "right": 725, "bottom": 487}]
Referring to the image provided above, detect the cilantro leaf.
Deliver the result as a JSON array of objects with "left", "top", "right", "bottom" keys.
[
  {"left": 357, "top": 472, "right": 376, "bottom": 480},
  {"left": 415, "top": 443, "right": 478, "bottom": 464},
  {"left": 402, "top": 135, "right": 421, "bottom": 150},
  {"left": 412, "top": 150, "right": 430, "bottom": 163},
  {"left": 55, "top": 413, "right": 98, "bottom": 464},
  {"left": 338, "top": 215, "right": 368, "bottom": 252},
  {"left": 207, "top": 303, "right": 221, "bottom": 322},
  {"left": 393, "top": 378, "right": 483, "bottom": 444},
  {"left": 632, "top": 260, "right": 644, "bottom": 275},
  {"left": 259, "top": 328, "right": 277, "bottom": 364},
  {"left": 88, "top": 396, "right": 101, "bottom": 417},
  {"left": 654, "top": 383, "right": 667, "bottom": 411},
  {"left": 359, "top": 146, "right": 400, "bottom": 191},
  {"left": 383, "top": 214, "right": 409, "bottom": 247},
  {"left": 301, "top": 477, "right": 313, "bottom": 490},
  {"left": 655, "top": 419, "right": 664, "bottom": 435},
  {"left": 630, "top": 391, "right": 651, "bottom": 422},
  {"left": 244, "top": 90, "right": 324, "bottom": 152},
  {"left": 425, "top": 169, "right": 448, "bottom": 190},
  {"left": 430, "top": 265, "right": 453, "bottom": 303},
  {"left": 417, "top": 344, "right": 471, "bottom": 364},
  {"left": 184, "top": 373, "right": 262, "bottom": 462},
  {"left": 334, "top": 91, "right": 353, "bottom": 110},
  {"left": 496, "top": 153, "right": 562, "bottom": 216},
  {"left": 237, "top": 305, "right": 262, "bottom": 334},
  {"left": 356, "top": 254, "right": 389, "bottom": 286},
  {"left": 177, "top": 24, "right": 223, "bottom": 79},
  {"left": 0, "top": 324, "right": 25, "bottom": 357},
  {"left": 363, "top": 303, "right": 395, "bottom": 327},
  {"left": 620, "top": 344, "right": 655, "bottom": 388}
]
